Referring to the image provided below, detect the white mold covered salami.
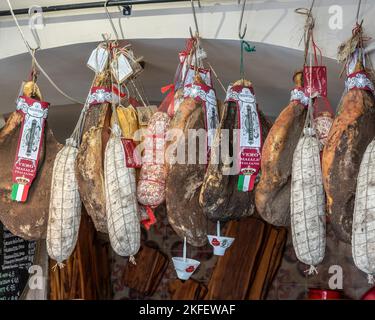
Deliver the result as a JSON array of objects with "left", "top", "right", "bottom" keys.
[
  {"left": 352, "top": 139, "right": 375, "bottom": 284},
  {"left": 47, "top": 139, "right": 81, "bottom": 265},
  {"left": 291, "top": 128, "right": 326, "bottom": 273},
  {"left": 104, "top": 124, "right": 140, "bottom": 258}
]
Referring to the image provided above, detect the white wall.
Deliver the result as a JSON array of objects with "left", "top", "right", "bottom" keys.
[{"left": 0, "top": 0, "right": 374, "bottom": 61}]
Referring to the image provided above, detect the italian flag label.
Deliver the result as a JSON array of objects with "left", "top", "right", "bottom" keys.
[{"left": 11, "top": 183, "right": 30, "bottom": 202}]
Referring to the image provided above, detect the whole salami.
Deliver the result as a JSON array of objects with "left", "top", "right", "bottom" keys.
[
  {"left": 137, "top": 112, "right": 170, "bottom": 208},
  {"left": 291, "top": 127, "right": 326, "bottom": 274},
  {"left": 352, "top": 139, "right": 375, "bottom": 284}
]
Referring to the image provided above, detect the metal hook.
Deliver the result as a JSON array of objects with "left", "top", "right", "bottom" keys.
[
  {"left": 28, "top": 6, "right": 42, "bottom": 50},
  {"left": 189, "top": 0, "right": 200, "bottom": 38},
  {"left": 356, "top": 0, "right": 363, "bottom": 24},
  {"left": 104, "top": 0, "right": 119, "bottom": 41},
  {"left": 238, "top": 0, "right": 247, "bottom": 39}
]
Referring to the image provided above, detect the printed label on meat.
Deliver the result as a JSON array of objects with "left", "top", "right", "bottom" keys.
[{"left": 304, "top": 66, "right": 327, "bottom": 98}]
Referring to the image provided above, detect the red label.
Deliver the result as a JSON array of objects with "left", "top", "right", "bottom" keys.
[
  {"left": 303, "top": 66, "right": 327, "bottom": 98},
  {"left": 211, "top": 238, "right": 220, "bottom": 247},
  {"left": 121, "top": 139, "right": 142, "bottom": 168},
  {"left": 239, "top": 148, "right": 261, "bottom": 175},
  {"left": 185, "top": 266, "right": 195, "bottom": 273},
  {"left": 12, "top": 96, "right": 49, "bottom": 188},
  {"left": 13, "top": 158, "right": 37, "bottom": 183}
]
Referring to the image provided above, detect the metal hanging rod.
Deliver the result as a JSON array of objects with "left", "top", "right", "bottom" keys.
[{"left": 0, "top": 0, "right": 192, "bottom": 17}]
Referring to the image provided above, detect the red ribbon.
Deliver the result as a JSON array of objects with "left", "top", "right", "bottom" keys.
[
  {"left": 112, "top": 84, "right": 127, "bottom": 99},
  {"left": 141, "top": 206, "right": 157, "bottom": 230},
  {"left": 159, "top": 84, "right": 175, "bottom": 116}
]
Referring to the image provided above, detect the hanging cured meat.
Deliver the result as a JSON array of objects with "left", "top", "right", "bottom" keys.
[
  {"left": 200, "top": 79, "right": 271, "bottom": 221},
  {"left": 165, "top": 95, "right": 208, "bottom": 247},
  {"left": 104, "top": 123, "right": 140, "bottom": 258},
  {"left": 291, "top": 125, "right": 326, "bottom": 274},
  {"left": 76, "top": 72, "right": 112, "bottom": 234},
  {"left": 322, "top": 63, "right": 375, "bottom": 243},
  {"left": 137, "top": 112, "right": 170, "bottom": 208},
  {"left": 0, "top": 81, "right": 62, "bottom": 240},
  {"left": 352, "top": 138, "right": 375, "bottom": 284},
  {"left": 47, "top": 140, "right": 81, "bottom": 265},
  {"left": 255, "top": 71, "right": 308, "bottom": 226}
]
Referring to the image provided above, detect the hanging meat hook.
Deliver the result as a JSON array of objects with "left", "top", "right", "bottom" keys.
[
  {"left": 189, "top": 0, "right": 201, "bottom": 38},
  {"left": 104, "top": 0, "right": 120, "bottom": 41},
  {"left": 28, "top": 5, "right": 42, "bottom": 50},
  {"left": 238, "top": 0, "right": 247, "bottom": 39},
  {"left": 356, "top": 0, "right": 363, "bottom": 24}
]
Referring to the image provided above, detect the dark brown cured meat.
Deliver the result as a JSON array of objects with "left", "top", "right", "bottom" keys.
[
  {"left": 75, "top": 72, "right": 111, "bottom": 234},
  {"left": 255, "top": 72, "right": 307, "bottom": 226},
  {"left": 322, "top": 70, "right": 375, "bottom": 243},
  {"left": 0, "top": 82, "right": 62, "bottom": 240},
  {"left": 199, "top": 80, "right": 272, "bottom": 221},
  {"left": 165, "top": 97, "right": 208, "bottom": 247}
]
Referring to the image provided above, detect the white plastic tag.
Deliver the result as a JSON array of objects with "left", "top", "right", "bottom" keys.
[
  {"left": 87, "top": 47, "right": 109, "bottom": 73},
  {"left": 111, "top": 54, "right": 133, "bottom": 83}
]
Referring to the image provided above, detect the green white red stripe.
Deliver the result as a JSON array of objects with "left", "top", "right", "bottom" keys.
[
  {"left": 238, "top": 175, "right": 251, "bottom": 192},
  {"left": 11, "top": 183, "right": 29, "bottom": 202}
]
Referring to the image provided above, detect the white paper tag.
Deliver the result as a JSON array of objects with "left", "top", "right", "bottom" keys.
[
  {"left": 111, "top": 54, "right": 133, "bottom": 83},
  {"left": 196, "top": 47, "right": 207, "bottom": 60},
  {"left": 347, "top": 48, "right": 366, "bottom": 75},
  {"left": 87, "top": 47, "right": 109, "bottom": 73}
]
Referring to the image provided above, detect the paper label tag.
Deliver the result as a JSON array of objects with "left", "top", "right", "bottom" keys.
[
  {"left": 191, "top": 48, "right": 208, "bottom": 64},
  {"left": 304, "top": 66, "right": 327, "bottom": 98},
  {"left": 12, "top": 96, "right": 49, "bottom": 202},
  {"left": 121, "top": 138, "right": 142, "bottom": 168},
  {"left": 347, "top": 48, "right": 366, "bottom": 76},
  {"left": 290, "top": 87, "right": 309, "bottom": 106},
  {"left": 183, "top": 66, "right": 213, "bottom": 88},
  {"left": 87, "top": 47, "right": 109, "bottom": 73},
  {"left": 183, "top": 82, "right": 219, "bottom": 150},
  {"left": 87, "top": 86, "right": 112, "bottom": 106},
  {"left": 111, "top": 54, "right": 133, "bottom": 84},
  {"left": 345, "top": 71, "right": 375, "bottom": 95},
  {"left": 225, "top": 85, "right": 262, "bottom": 192}
]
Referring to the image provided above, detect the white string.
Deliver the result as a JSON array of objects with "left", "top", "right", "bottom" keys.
[
  {"left": 368, "top": 274, "right": 375, "bottom": 285},
  {"left": 6, "top": 0, "right": 84, "bottom": 105},
  {"left": 304, "top": 265, "right": 318, "bottom": 275}
]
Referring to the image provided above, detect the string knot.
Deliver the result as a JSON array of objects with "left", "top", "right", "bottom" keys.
[
  {"left": 368, "top": 274, "right": 375, "bottom": 285},
  {"left": 240, "top": 40, "right": 256, "bottom": 79},
  {"left": 305, "top": 265, "right": 318, "bottom": 275},
  {"left": 129, "top": 255, "right": 137, "bottom": 265},
  {"left": 51, "top": 262, "right": 65, "bottom": 271}
]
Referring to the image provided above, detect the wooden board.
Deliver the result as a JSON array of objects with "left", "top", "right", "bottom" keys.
[
  {"left": 169, "top": 279, "right": 208, "bottom": 300},
  {"left": 247, "top": 226, "right": 287, "bottom": 300},
  {"left": 122, "top": 245, "right": 169, "bottom": 296},
  {"left": 205, "top": 218, "right": 266, "bottom": 300}
]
